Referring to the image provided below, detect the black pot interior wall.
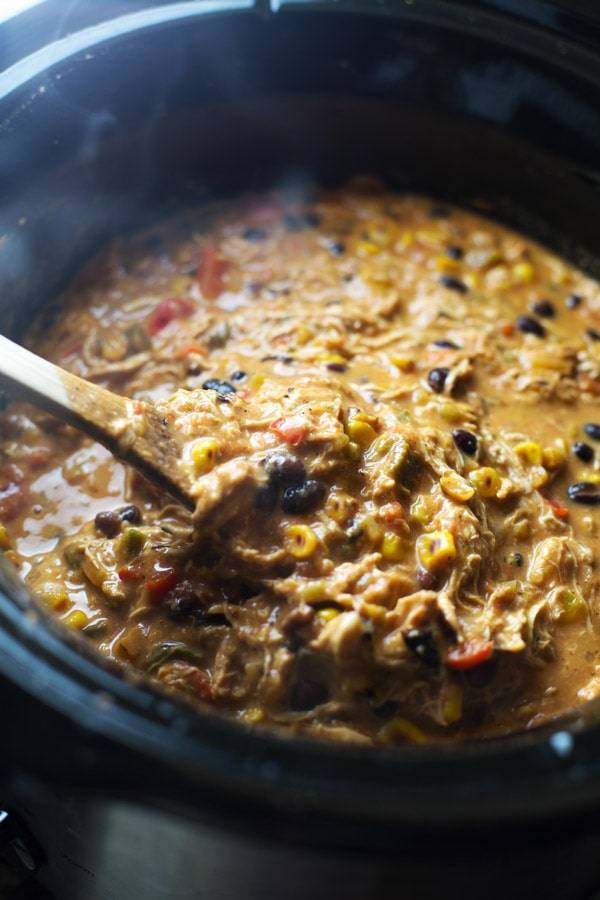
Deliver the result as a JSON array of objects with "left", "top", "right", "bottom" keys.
[{"left": 0, "top": 8, "right": 599, "bottom": 338}]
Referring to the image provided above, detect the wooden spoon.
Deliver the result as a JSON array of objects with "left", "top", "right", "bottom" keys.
[{"left": 0, "top": 334, "right": 195, "bottom": 510}]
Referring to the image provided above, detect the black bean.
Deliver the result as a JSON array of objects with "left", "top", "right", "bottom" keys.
[
  {"left": 573, "top": 442, "right": 594, "bottom": 463},
  {"left": 243, "top": 227, "right": 267, "bottom": 242},
  {"left": 438, "top": 275, "right": 467, "bottom": 294},
  {"left": 566, "top": 293, "right": 582, "bottom": 309},
  {"left": 118, "top": 504, "right": 142, "bottom": 524},
  {"left": 531, "top": 299, "right": 555, "bottom": 318},
  {"left": 190, "top": 611, "right": 230, "bottom": 628},
  {"left": 290, "top": 679, "right": 329, "bottom": 711},
  {"left": 254, "top": 483, "right": 278, "bottom": 511},
  {"left": 94, "top": 510, "right": 121, "bottom": 538},
  {"left": 432, "top": 339, "right": 460, "bottom": 349},
  {"left": 231, "top": 370, "right": 247, "bottom": 382},
  {"left": 516, "top": 315, "right": 545, "bottom": 337},
  {"left": 567, "top": 482, "right": 600, "bottom": 505},
  {"left": 511, "top": 552, "right": 524, "bottom": 567},
  {"left": 427, "top": 367, "right": 450, "bottom": 393},
  {"left": 284, "top": 211, "right": 320, "bottom": 232},
  {"left": 264, "top": 453, "right": 306, "bottom": 487},
  {"left": 281, "top": 479, "right": 326, "bottom": 515},
  {"left": 328, "top": 240, "right": 346, "bottom": 256},
  {"left": 202, "top": 378, "right": 236, "bottom": 395},
  {"left": 587, "top": 328, "right": 600, "bottom": 341},
  {"left": 403, "top": 628, "right": 440, "bottom": 668},
  {"left": 584, "top": 423, "right": 600, "bottom": 441},
  {"left": 446, "top": 245, "right": 463, "bottom": 260},
  {"left": 327, "top": 362, "right": 347, "bottom": 372},
  {"left": 452, "top": 429, "right": 478, "bottom": 456}
]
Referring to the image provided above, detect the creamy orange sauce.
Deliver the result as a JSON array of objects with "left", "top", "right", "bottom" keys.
[{"left": 2, "top": 181, "right": 600, "bottom": 744}]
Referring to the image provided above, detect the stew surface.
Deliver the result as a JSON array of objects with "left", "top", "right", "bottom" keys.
[{"left": 2, "top": 179, "right": 600, "bottom": 745}]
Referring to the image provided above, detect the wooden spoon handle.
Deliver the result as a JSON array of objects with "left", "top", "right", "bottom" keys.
[
  {"left": 0, "top": 334, "right": 129, "bottom": 440},
  {"left": 0, "top": 335, "right": 193, "bottom": 509}
]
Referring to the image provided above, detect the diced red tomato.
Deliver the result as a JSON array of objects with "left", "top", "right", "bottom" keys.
[
  {"left": 147, "top": 297, "right": 195, "bottom": 336},
  {"left": 145, "top": 566, "right": 178, "bottom": 603},
  {"left": 500, "top": 322, "right": 515, "bottom": 338},
  {"left": 546, "top": 496, "right": 569, "bottom": 519},
  {"left": 118, "top": 562, "right": 145, "bottom": 583},
  {"left": 185, "top": 667, "right": 213, "bottom": 702},
  {"left": 197, "top": 241, "right": 228, "bottom": 300},
  {"left": 447, "top": 640, "right": 494, "bottom": 671},
  {"left": 269, "top": 415, "right": 307, "bottom": 446},
  {"left": 380, "top": 502, "right": 404, "bottom": 525}
]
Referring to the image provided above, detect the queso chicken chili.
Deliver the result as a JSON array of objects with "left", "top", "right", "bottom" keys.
[{"left": 2, "top": 180, "right": 600, "bottom": 745}]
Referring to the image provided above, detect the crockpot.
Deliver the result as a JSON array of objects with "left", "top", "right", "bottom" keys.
[{"left": 2, "top": 2, "right": 600, "bottom": 898}]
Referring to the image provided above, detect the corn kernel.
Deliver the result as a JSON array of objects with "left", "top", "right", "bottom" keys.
[
  {"left": 4, "top": 550, "right": 19, "bottom": 566},
  {"left": 463, "top": 272, "right": 481, "bottom": 291},
  {"left": 365, "top": 222, "right": 393, "bottom": 246},
  {"left": 438, "top": 401, "right": 463, "bottom": 423},
  {"left": 248, "top": 373, "right": 265, "bottom": 390},
  {"left": 315, "top": 606, "right": 341, "bottom": 624},
  {"left": 440, "top": 472, "right": 475, "bottom": 503},
  {"left": 416, "top": 228, "right": 445, "bottom": 247},
  {"left": 65, "top": 610, "right": 89, "bottom": 630},
  {"left": 530, "top": 466, "right": 549, "bottom": 489},
  {"left": 542, "top": 443, "right": 567, "bottom": 470},
  {"left": 410, "top": 495, "right": 434, "bottom": 525},
  {"left": 243, "top": 707, "right": 265, "bottom": 724},
  {"left": 0, "top": 525, "right": 11, "bottom": 551},
  {"left": 513, "top": 261, "right": 535, "bottom": 283},
  {"left": 346, "top": 441, "right": 362, "bottom": 461},
  {"left": 285, "top": 524, "right": 319, "bottom": 559},
  {"left": 191, "top": 437, "right": 219, "bottom": 475},
  {"left": 416, "top": 530, "right": 456, "bottom": 572},
  {"left": 469, "top": 466, "right": 501, "bottom": 498},
  {"left": 296, "top": 325, "right": 313, "bottom": 346},
  {"left": 101, "top": 333, "right": 128, "bottom": 362},
  {"left": 442, "top": 683, "right": 463, "bottom": 725},
  {"left": 316, "top": 352, "right": 347, "bottom": 366},
  {"left": 578, "top": 470, "right": 600, "bottom": 484},
  {"left": 40, "top": 583, "right": 71, "bottom": 611},
  {"left": 389, "top": 355, "right": 414, "bottom": 372},
  {"left": 514, "top": 441, "right": 543, "bottom": 466},
  {"left": 357, "top": 240, "right": 380, "bottom": 257},
  {"left": 326, "top": 492, "right": 354, "bottom": 524},
  {"left": 396, "top": 231, "right": 414, "bottom": 251},
  {"left": 560, "top": 590, "right": 587, "bottom": 623},
  {"left": 380, "top": 532, "right": 404, "bottom": 562},
  {"left": 435, "top": 255, "right": 461, "bottom": 273},
  {"left": 380, "top": 717, "right": 427, "bottom": 745},
  {"left": 346, "top": 419, "right": 377, "bottom": 449},
  {"left": 170, "top": 276, "right": 188, "bottom": 295}
]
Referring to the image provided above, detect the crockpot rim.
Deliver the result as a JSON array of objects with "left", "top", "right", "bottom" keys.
[{"left": 2, "top": 0, "right": 600, "bottom": 833}]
